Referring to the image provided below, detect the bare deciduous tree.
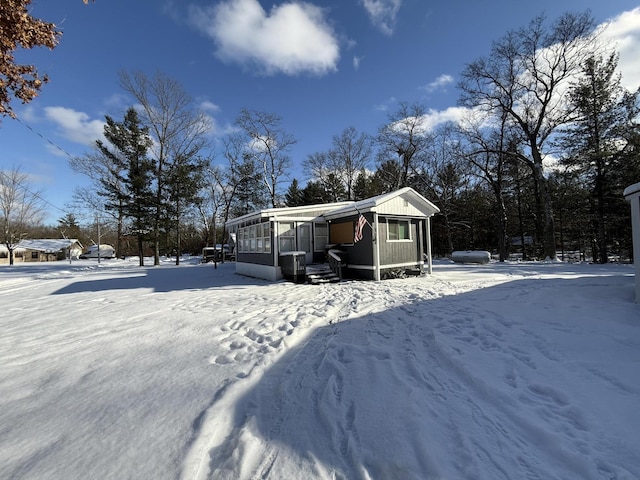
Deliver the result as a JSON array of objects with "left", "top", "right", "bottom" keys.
[
  {"left": 0, "top": 166, "right": 46, "bottom": 264},
  {"left": 305, "top": 126, "right": 373, "bottom": 201},
  {"left": 236, "top": 108, "right": 295, "bottom": 208},
  {"left": 459, "top": 11, "right": 600, "bottom": 259},
  {"left": 376, "top": 102, "right": 433, "bottom": 190},
  {"left": 119, "top": 71, "right": 212, "bottom": 265}
]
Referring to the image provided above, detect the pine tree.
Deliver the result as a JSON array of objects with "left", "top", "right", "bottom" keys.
[
  {"left": 96, "top": 108, "right": 155, "bottom": 265},
  {"left": 165, "top": 154, "right": 207, "bottom": 265},
  {"left": 560, "top": 52, "right": 639, "bottom": 263},
  {"left": 285, "top": 179, "right": 305, "bottom": 206}
]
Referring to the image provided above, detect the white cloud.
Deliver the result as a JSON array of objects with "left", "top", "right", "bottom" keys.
[
  {"left": 103, "top": 93, "right": 130, "bottom": 110},
  {"left": 422, "top": 74, "right": 454, "bottom": 93},
  {"left": 600, "top": 7, "right": 640, "bottom": 91},
  {"left": 374, "top": 96, "right": 397, "bottom": 112},
  {"left": 199, "top": 100, "right": 220, "bottom": 113},
  {"left": 411, "top": 106, "right": 469, "bottom": 133},
  {"left": 361, "top": 0, "right": 402, "bottom": 35},
  {"left": 409, "top": 8, "right": 640, "bottom": 135},
  {"left": 353, "top": 55, "right": 363, "bottom": 70},
  {"left": 189, "top": 0, "right": 340, "bottom": 76},
  {"left": 44, "top": 107, "right": 105, "bottom": 146}
]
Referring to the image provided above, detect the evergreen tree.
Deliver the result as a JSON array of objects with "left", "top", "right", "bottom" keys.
[
  {"left": 96, "top": 108, "right": 155, "bottom": 265},
  {"left": 57, "top": 213, "right": 84, "bottom": 245},
  {"left": 322, "top": 172, "right": 348, "bottom": 202},
  {"left": 302, "top": 181, "right": 329, "bottom": 205},
  {"left": 166, "top": 154, "right": 207, "bottom": 265},
  {"left": 560, "top": 52, "right": 639, "bottom": 263},
  {"left": 285, "top": 179, "right": 305, "bottom": 206}
]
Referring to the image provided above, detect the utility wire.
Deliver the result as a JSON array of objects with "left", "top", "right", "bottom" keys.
[
  {"left": 13, "top": 114, "right": 77, "bottom": 161},
  {"left": 4, "top": 114, "right": 95, "bottom": 220}
]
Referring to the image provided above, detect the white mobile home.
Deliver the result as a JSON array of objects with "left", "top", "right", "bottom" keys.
[{"left": 226, "top": 188, "right": 440, "bottom": 282}]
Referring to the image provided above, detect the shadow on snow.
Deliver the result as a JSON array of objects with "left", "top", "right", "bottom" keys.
[
  {"left": 51, "top": 262, "right": 269, "bottom": 294},
  {"left": 200, "top": 272, "right": 639, "bottom": 480}
]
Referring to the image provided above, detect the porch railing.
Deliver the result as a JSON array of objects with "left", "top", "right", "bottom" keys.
[{"left": 327, "top": 249, "right": 347, "bottom": 280}]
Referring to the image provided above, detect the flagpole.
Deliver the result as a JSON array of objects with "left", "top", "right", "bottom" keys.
[{"left": 353, "top": 205, "right": 375, "bottom": 242}]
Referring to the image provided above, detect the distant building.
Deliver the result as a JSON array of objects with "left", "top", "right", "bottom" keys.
[{"left": 0, "top": 239, "right": 83, "bottom": 264}]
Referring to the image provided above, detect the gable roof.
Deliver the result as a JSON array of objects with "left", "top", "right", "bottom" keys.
[
  {"left": 225, "top": 188, "right": 440, "bottom": 228},
  {"left": 17, "top": 239, "right": 83, "bottom": 253},
  {"left": 322, "top": 187, "right": 440, "bottom": 220}
]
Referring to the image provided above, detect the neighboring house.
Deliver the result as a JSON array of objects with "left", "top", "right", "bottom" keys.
[
  {"left": 225, "top": 187, "right": 440, "bottom": 282},
  {"left": 624, "top": 181, "right": 640, "bottom": 303},
  {"left": 0, "top": 239, "right": 84, "bottom": 264},
  {"left": 0, "top": 245, "right": 25, "bottom": 264}
]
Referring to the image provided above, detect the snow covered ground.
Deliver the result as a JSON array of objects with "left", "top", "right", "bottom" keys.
[{"left": 0, "top": 257, "right": 638, "bottom": 480}]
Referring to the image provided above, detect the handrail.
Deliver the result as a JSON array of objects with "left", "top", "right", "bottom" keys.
[
  {"left": 327, "top": 249, "right": 346, "bottom": 280},
  {"left": 328, "top": 249, "right": 341, "bottom": 262}
]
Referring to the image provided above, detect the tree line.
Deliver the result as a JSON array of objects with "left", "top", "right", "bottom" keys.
[{"left": 2, "top": 10, "right": 639, "bottom": 265}]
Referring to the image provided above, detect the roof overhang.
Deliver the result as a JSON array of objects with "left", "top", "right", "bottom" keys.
[
  {"left": 323, "top": 187, "right": 440, "bottom": 221},
  {"left": 226, "top": 201, "right": 354, "bottom": 228}
]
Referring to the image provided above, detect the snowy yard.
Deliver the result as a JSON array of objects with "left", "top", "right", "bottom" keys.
[{"left": 0, "top": 258, "right": 638, "bottom": 480}]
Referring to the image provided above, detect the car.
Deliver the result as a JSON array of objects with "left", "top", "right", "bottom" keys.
[
  {"left": 79, "top": 244, "right": 115, "bottom": 259},
  {"left": 201, "top": 245, "right": 233, "bottom": 263}
]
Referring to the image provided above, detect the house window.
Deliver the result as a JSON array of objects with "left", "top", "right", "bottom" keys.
[
  {"left": 387, "top": 219, "right": 411, "bottom": 241},
  {"left": 279, "top": 222, "right": 295, "bottom": 252},
  {"left": 237, "top": 222, "right": 271, "bottom": 254},
  {"left": 31, "top": 251, "right": 39, "bottom": 259},
  {"left": 255, "top": 223, "right": 270, "bottom": 253},
  {"left": 314, "top": 223, "right": 328, "bottom": 252},
  {"left": 236, "top": 227, "right": 243, "bottom": 252},
  {"left": 249, "top": 225, "right": 257, "bottom": 252},
  {"left": 329, "top": 221, "right": 354, "bottom": 244},
  {"left": 262, "top": 223, "right": 271, "bottom": 253}
]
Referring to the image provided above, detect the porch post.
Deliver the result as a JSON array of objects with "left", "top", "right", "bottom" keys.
[
  {"left": 426, "top": 217, "right": 434, "bottom": 275},
  {"left": 273, "top": 220, "right": 279, "bottom": 268},
  {"left": 374, "top": 213, "right": 381, "bottom": 281},
  {"left": 418, "top": 219, "right": 425, "bottom": 272}
]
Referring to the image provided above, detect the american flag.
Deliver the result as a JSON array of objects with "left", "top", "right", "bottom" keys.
[{"left": 354, "top": 214, "right": 367, "bottom": 243}]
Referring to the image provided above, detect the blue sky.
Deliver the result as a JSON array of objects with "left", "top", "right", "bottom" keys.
[{"left": 2, "top": 0, "right": 639, "bottom": 225}]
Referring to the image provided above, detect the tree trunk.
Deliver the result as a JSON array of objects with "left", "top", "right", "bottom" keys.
[
  {"left": 496, "top": 196, "right": 508, "bottom": 262},
  {"left": 595, "top": 159, "right": 608, "bottom": 263},
  {"left": 530, "top": 144, "right": 556, "bottom": 260},
  {"left": 137, "top": 234, "right": 145, "bottom": 266}
]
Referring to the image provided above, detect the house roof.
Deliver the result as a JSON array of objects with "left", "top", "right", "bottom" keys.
[
  {"left": 225, "top": 188, "right": 440, "bottom": 228},
  {"left": 226, "top": 201, "right": 354, "bottom": 228},
  {"left": 17, "top": 239, "right": 83, "bottom": 253},
  {"left": 323, "top": 187, "right": 440, "bottom": 220}
]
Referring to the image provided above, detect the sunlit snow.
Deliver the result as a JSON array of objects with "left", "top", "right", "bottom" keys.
[{"left": 0, "top": 257, "right": 638, "bottom": 479}]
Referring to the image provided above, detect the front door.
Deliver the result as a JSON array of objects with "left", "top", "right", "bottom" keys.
[{"left": 297, "top": 224, "right": 313, "bottom": 264}]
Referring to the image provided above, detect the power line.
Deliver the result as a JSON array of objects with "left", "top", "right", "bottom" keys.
[
  {"left": 4, "top": 114, "right": 95, "bottom": 221},
  {"left": 12, "top": 114, "right": 78, "bottom": 161}
]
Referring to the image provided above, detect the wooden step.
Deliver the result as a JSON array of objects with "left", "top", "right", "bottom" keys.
[{"left": 306, "top": 268, "right": 340, "bottom": 284}]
